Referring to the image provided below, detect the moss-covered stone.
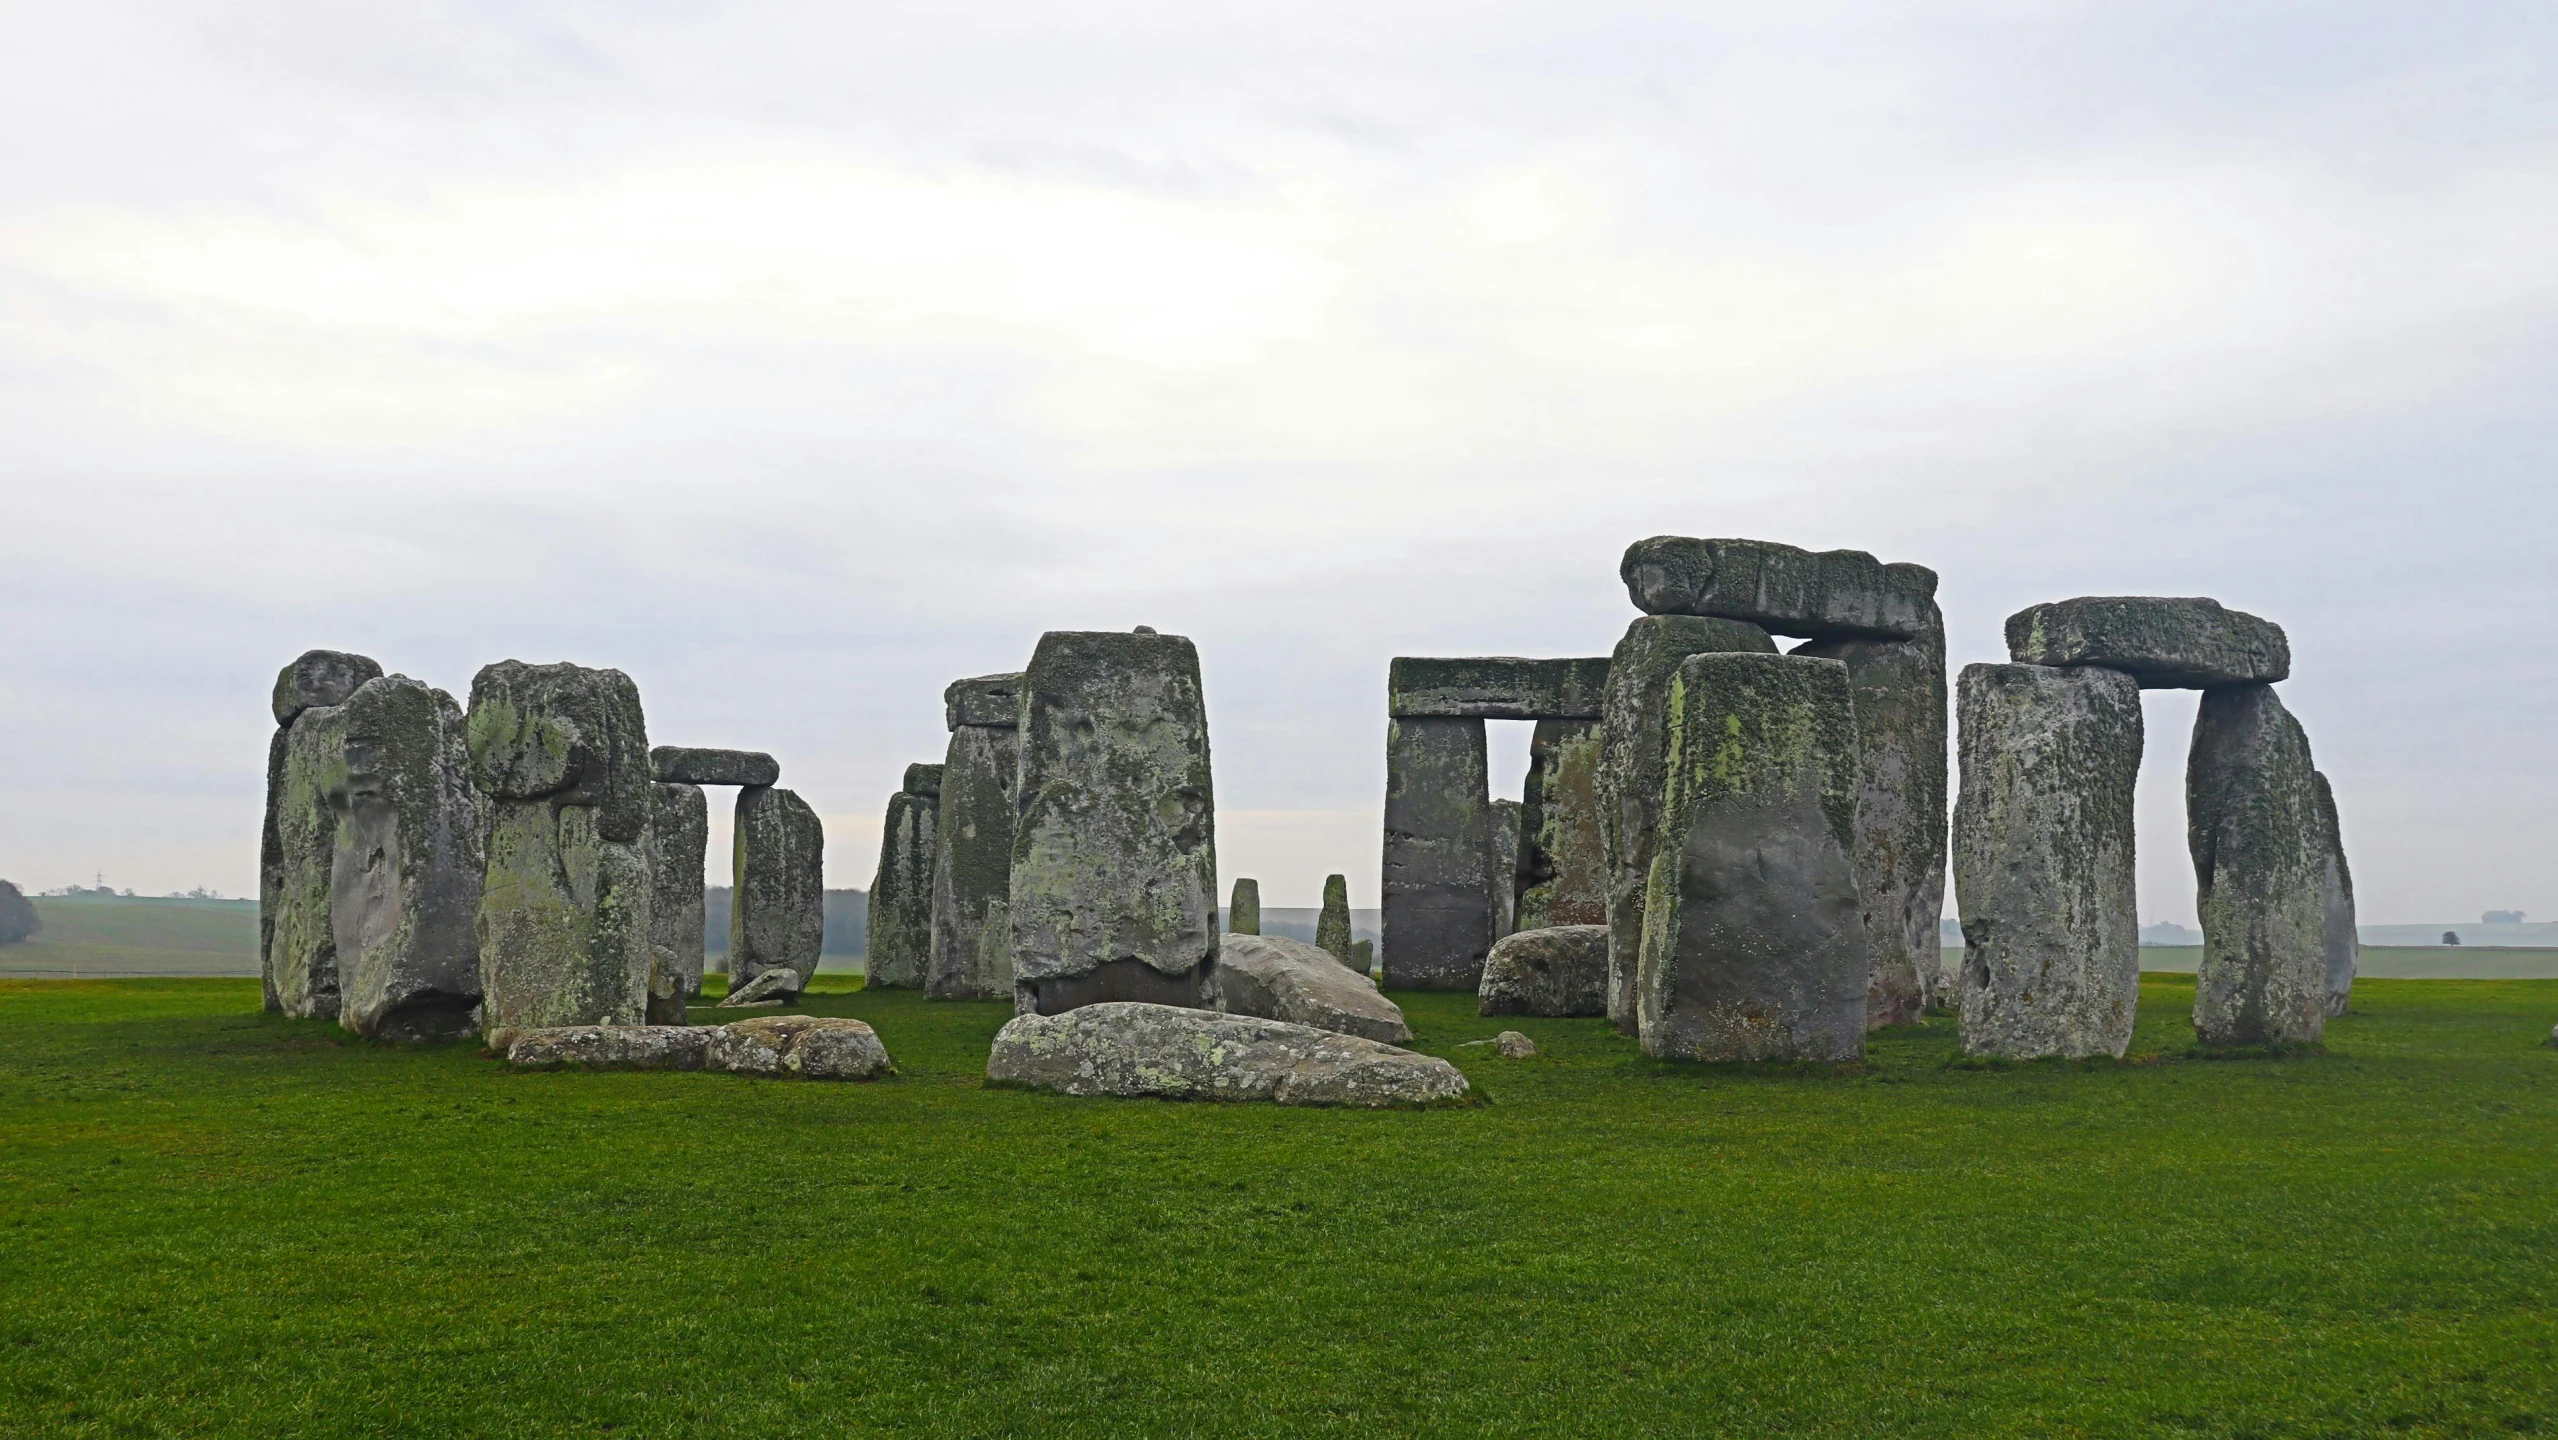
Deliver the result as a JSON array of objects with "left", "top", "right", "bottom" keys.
[
  {"left": 1227, "top": 878, "right": 1261, "bottom": 935},
  {"left": 986, "top": 1003, "right": 1469, "bottom": 1107},
  {"left": 1619, "top": 537, "right": 1936, "bottom": 641},
  {"left": 1315, "top": 874, "right": 1354, "bottom": 965},
  {"left": 1387, "top": 657, "right": 1611, "bottom": 719},
  {"left": 943, "top": 671, "right": 1024, "bottom": 730},
  {"left": 1793, "top": 608, "right": 1949, "bottom": 1027},
  {"left": 1951, "top": 663, "right": 2142, "bottom": 1060},
  {"left": 268, "top": 705, "right": 350, "bottom": 1020},
  {"left": 865, "top": 784, "right": 937, "bottom": 989},
  {"left": 650, "top": 747, "right": 779, "bottom": 788},
  {"left": 1636, "top": 652, "right": 1866, "bottom": 1062},
  {"left": 1517, "top": 719, "right": 1607, "bottom": 933},
  {"left": 1382, "top": 715, "right": 1495, "bottom": 991},
  {"left": 902, "top": 763, "right": 944, "bottom": 799},
  {"left": 929, "top": 721, "right": 1019, "bottom": 1000},
  {"left": 2188, "top": 684, "right": 2328, "bottom": 1046},
  {"left": 468, "top": 662, "right": 653, "bottom": 842},
  {"left": 476, "top": 801, "right": 654, "bottom": 1037},
  {"left": 2006, "top": 597, "right": 2289, "bottom": 689},
  {"left": 647, "top": 781, "right": 708, "bottom": 1008},
  {"left": 1008, "top": 630, "right": 1218, "bottom": 1014},
  {"left": 1478, "top": 924, "right": 1609, "bottom": 1018},
  {"left": 270, "top": 650, "right": 382, "bottom": 726},
  {"left": 2313, "top": 771, "right": 2358, "bottom": 1017},
  {"left": 1596, "top": 615, "right": 1777, "bottom": 1033},
  {"left": 331, "top": 675, "right": 486, "bottom": 1042},
  {"left": 732, "top": 786, "right": 825, "bottom": 995}
]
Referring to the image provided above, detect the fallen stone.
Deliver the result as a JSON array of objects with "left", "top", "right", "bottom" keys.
[
  {"left": 929, "top": 718, "right": 1019, "bottom": 1000},
  {"left": 1316, "top": 874, "right": 1355, "bottom": 966},
  {"left": 271, "top": 649, "right": 383, "bottom": 726},
  {"left": 707, "top": 1015, "right": 894, "bottom": 1079},
  {"left": 1596, "top": 615, "right": 1777, "bottom": 1033},
  {"left": 332, "top": 675, "right": 487, "bottom": 1042},
  {"left": 468, "top": 661, "right": 654, "bottom": 841},
  {"left": 477, "top": 801, "right": 654, "bottom": 1035},
  {"left": 1794, "top": 609, "right": 1950, "bottom": 1028},
  {"left": 1496, "top": 1031, "right": 1535, "bottom": 1059},
  {"left": 1517, "top": 719, "right": 1607, "bottom": 931},
  {"left": 1637, "top": 652, "right": 1867, "bottom": 1063},
  {"left": 1620, "top": 537, "right": 1938, "bottom": 641},
  {"left": 865, "top": 782, "right": 938, "bottom": 989},
  {"left": 507, "top": 1024, "right": 715, "bottom": 1070},
  {"left": 647, "top": 781, "right": 709, "bottom": 1018},
  {"left": 1008, "top": 630, "right": 1218, "bottom": 1015},
  {"left": 1383, "top": 716, "right": 1497, "bottom": 991},
  {"left": 650, "top": 746, "right": 781, "bottom": 788},
  {"left": 2005, "top": 597, "right": 2289, "bottom": 688},
  {"left": 1387, "top": 657, "right": 1611, "bottom": 720},
  {"left": 2313, "top": 771, "right": 2358, "bottom": 1018},
  {"left": 1951, "top": 663, "right": 2143, "bottom": 1059},
  {"left": 1490, "top": 798, "right": 1521, "bottom": 941},
  {"left": 2189, "top": 684, "right": 2328, "bottom": 1046},
  {"left": 1217, "top": 933, "right": 1411, "bottom": 1043},
  {"left": 720, "top": 967, "right": 802, "bottom": 1006},
  {"left": 1478, "top": 924, "right": 1609, "bottom": 1017},
  {"left": 732, "top": 787, "right": 824, "bottom": 997},
  {"left": 268, "top": 703, "right": 350, "bottom": 1021},
  {"left": 944, "top": 671, "right": 1025, "bottom": 730},
  {"left": 1227, "top": 877, "right": 1261, "bottom": 935},
  {"left": 986, "top": 1003, "right": 1469, "bottom": 1107}
]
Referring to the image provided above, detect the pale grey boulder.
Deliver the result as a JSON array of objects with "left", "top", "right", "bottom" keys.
[
  {"left": 1636, "top": 652, "right": 1867, "bottom": 1063},
  {"left": 2005, "top": 597, "right": 2289, "bottom": 688},
  {"left": 1620, "top": 537, "right": 1937, "bottom": 641},
  {"left": 720, "top": 967, "right": 801, "bottom": 1006},
  {"left": 331, "top": 676, "right": 487, "bottom": 1042},
  {"left": 1952, "top": 664, "right": 2143, "bottom": 1059},
  {"left": 2313, "top": 772, "right": 2358, "bottom": 1017},
  {"left": 1596, "top": 615, "right": 1777, "bottom": 1033},
  {"left": 1316, "top": 873, "right": 1355, "bottom": 966},
  {"left": 647, "top": 781, "right": 709, "bottom": 1021},
  {"left": 1517, "top": 719, "right": 1607, "bottom": 932},
  {"left": 271, "top": 649, "right": 383, "bottom": 726},
  {"left": 1457, "top": 1030, "right": 1537, "bottom": 1059},
  {"left": 2188, "top": 684, "right": 2329, "bottom": 1046},
  {"left": 1382, "top": 716, "right": 1496, "bottom": 990},
  {"left": 1217, "top": 933, "right": 1411, "bottom": 1044},
  {"left": 1478, "top": 924, "right": 1609, "bottom": 1018},
  {"left": 732, "top": 786, "right": 824, "bottom": 995},
  {"left": 1227, "top": 877, "right": 1261, "bottom": 935},
  {"left": 507, "top": 1025, "right": 715, "bottom": 1070},
  {"left": 1387, "top": 657, "right": 1611, "bottom": 719},
  {"left": 944, "top": 671, "right": 1024, "bottom": 730},
  {"left": 986, "top": 1003, "right": 1469, "bottom": 1107},
  {"left": 269, "top": 704, "right": 351, "bottom": 1020},
  {"left": 1794, "top": 609, "right": 1949, "bottom": 1029},
  {"left": 930, "top": 716, "right": 1019, "bottom": 1000},
  {"left": 866, "top": 781, "right": 938, "bottom": 989},
  {"left": 650, "top": 747, "right": 780, "bottom": 788},
  {"left": 1490, "top": 798, "right": 1522, "bottom": 941},
  {"left": 708, "top": 1015, "right": 893, "bottom": 1079},
  {"left": 1008, "top": 630, "right": 1219, "bottom": 1015}
]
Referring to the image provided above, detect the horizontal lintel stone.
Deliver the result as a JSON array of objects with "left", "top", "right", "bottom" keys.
[
  {"left": 945, "top": 672, "right": 1025, "bottom": 730},
  {"left": 650, "top": 746, "right": 780, "bottom": 788},
  {"left": 1388, "top": 657, "right": 1611, "bottom": 719},
  {"left": 2004, "top": 596, "right": 2289, "bottom": 688}
]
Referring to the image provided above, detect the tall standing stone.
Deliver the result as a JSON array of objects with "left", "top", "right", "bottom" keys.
[
  {"left": 1009, "top": 630, "right": 1218, "bottom": 1015},
  {"left": 1228, "top": 878, "right": 1261, "bottom": 935},
  {"left": 1516, "top": 718, "right": 1608, "bottom": 932},
  {"left": 332, "top": 675, "right": 487, "bottom": 1041},
  {"left": 1490, "top": 799, "right": 1522, "bottom": 942},
  {"left": 2188, "top": 684, "right": 2328, "bottom": 1047},
  {"left": 647, "top": 781, "right": 708, "bottom": 1022},
  {"left": 931, "top": 673, "right": 1023, "bottom": 1001},
  {"left": 866, "top": 767, "right": 941, "bottom": 989},
  {"left": 1382, "top": 716, "right": 1494, "bottom": 989},
  {"left": 1596, "top": 616, "right": 1776, "bottom": 1033},
  {"left": 1635, "top": 652, "right": 1867, "bottom": 1062},
  {"left": 2313, "top": 772, "right": 2358, "bottom": 1017},
  {"left": 1951, "top": 663, "right": 2142, "bottom": 1059},
  {"left": 733, "top": 786, "right": 825, "bottom": 996},
  {"left": 1316, "top": 873, "right": 1355, "bottom": 966},
  {"left": 1794, "top": 607, "right": 1949, "bottom": 1028},
  {"left": 270, "top": 703, "right": 352, "bottom": 1020},
  {"left": 467, "top": 661, "right": 656, "bottom": 1039},
  {"left": 262, "top": 649, "right": 381, "bottom": 1016}
]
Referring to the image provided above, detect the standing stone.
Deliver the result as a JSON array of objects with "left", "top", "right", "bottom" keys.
[
  {"left": 1228, "top": 877, "right": 1261, "bottom": 935},
  {"left": 466, "top": 661, "right": 656, "bottom": 1039},
  {"left": 1315, "top": 873, "right": 1355, "bottom": 966},
  {"left": 1951, "top": 664, "right": 2142, "bottom": 1060},
  {"left": 269, "top": 703, "right": 351, "bottom": 1020},
  {"left": 1383, "top": 716, "right": 1494, "bottom": 990},
  {"left": 1490, "top": 799, "right": 1522, "bottom": 942},
  {"left": 866, "top": 776, "right": 939, "bottom": 990},
  {"left": 930, "top": 682, "right": 1021, "bottom": 1001},
  {"left": 1009, "top": 631, "right": 1218, "bottom": 1015},
  {"left": 2188, "top": 684, "right": 2328, "bottom": 1046},
  {"left": 1636, "top": 653, "right": 1866, "bottom": 1062},
  {"left": 733, "top": 786, "right": 825, "bottom": 997},
  {"left": 648, "top": 781, "right": 708, "bottom": 1022},
  {"left": 1516, "top": 718, "right": 1608, "bottom": 932},
  {"left": 262, "top": 649, "right": 380, "bottom": 1014},
  {"left": 332, "top": 675, "right": 487, "bottom": 1041},
  {"left": 1597, "top": 616, "right": 1777, "bottom": 1033},
  {"left": 2313, "top": 772, "right": 2358, "bottom": 1017},
  {"left": 1794, "top": 608, "right": 1949, "bottom": 1028}
]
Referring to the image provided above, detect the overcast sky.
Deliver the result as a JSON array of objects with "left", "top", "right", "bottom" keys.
[{"left": 4, "top": 2, "right": 2553, "bottom": 923}]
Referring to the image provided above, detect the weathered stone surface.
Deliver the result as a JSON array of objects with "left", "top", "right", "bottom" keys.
[
  {"left": 1388, "top": 657, "right": 1611, "bottom": 720},
  {"left": 2005, "top": 597, "right": 2289, "bottom": 689},
  {"left": 1008, "top": 630, "right": 1218, "bottom": 1015},
  {"left": 1316, "top": 874, "right": 1355, "bottom": 965},
  {"left": 1636, "top": 653, "right": 1867, "bottom": 1063},
  {"left": 1478, "top": 924, "right": 1609, "bottom": 1018},
  {"left": 507, "top": 1024, "right": 715, "bottom": 1070},
  {"left": 468, "top": 662, "right": 653, "bottom": 841},
  {"left": 271, "top": 649, "right": 382, "bottom": 726},
  {"left": 986, "top": 1003, "right": 1468, "bottom": 1107},
  {"left": 1383, "top": 716, "right": 1495, "bottom": 990},
  {"left": 259, "top": 726, "right": 291, "bottom": 1012},
  {"left": 1494, "top": 1031, "right": 1535, "bottom": 1059},
  {"left": 1517, "top": 719, "right": 1607, "bottom": 932},
  {"left": 721, "top": 967, "right": 801, "bottom": 1006},
  {"left": 1596, "top": 616, "right": 1778, "bottom": 1033},
  {"left": 732, "top": 787, "right": 824, "bottom": 995},
  {"left": 944, "top": 671, "right": 1024, "bottom": 730},
  {"left": 1217, "top": 933, "right": 1411, "bottom": 1043},
  {"left": 902, "top": 763, "right": 944, "bottom": 798},
  {"left": 1227, "top": 877, "right": 1261, "bottom": 935},
  {"left": 1490, "top": 799, "right": 1521, "bottom": 941},
  {"left": 865, "top": 784, "right": 938, "bottom": 989},
  {"left": 1951, "top": 664, "right": 2142, "bottom": 1059},
  {"left": 1794, "top": 609, "right": 1949, "bottom": 1028},
  {"left": 269, "top": 704, "right": 350, "bottom": 1020},
  {"left": 1620, "top": 537, "right": 1937, "bottom": 641},
  {"left": 929, "top": 721, "right": 1018, "bottom": 1000},
  {"left": 2314, "top": 772, "right": 2358, "bottom": 1017},
  {"left": 647, "top": 782, "right": 709, "bottom": 1006},
  {"left": 649, "top": 747, "right": 780, "bottom": 788},
  {"left": 2188, "top": 684, "right": 2328, "bottom": 1046},
  {"left": 332, "top": 676, "right": 487, "bottom": 1042},
  {"left": 707, "top": 1015, "right": 894, "bottom": 1079},
  {"left": 477, "top": 802, "right": 654, "bottom": 1036}
]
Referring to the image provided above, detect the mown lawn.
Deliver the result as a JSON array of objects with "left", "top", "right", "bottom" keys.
[{"left": 1, "top": 974, "right": 2552, "bottom": 1438}]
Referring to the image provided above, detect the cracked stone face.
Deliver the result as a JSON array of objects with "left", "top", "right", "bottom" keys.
[
  {"left": 332, "top": 675, "right": 487, "bottom": 1043},
  {"left": 1516, "top": 719, "right": 1608, "bottom": 933},
  {"left": 467, "top": 661, "right": 653, "bottom": 842}
]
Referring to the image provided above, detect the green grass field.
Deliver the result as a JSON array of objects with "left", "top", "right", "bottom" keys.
[{"left": 2, "top": 974, "right": 2552, "bottom": 1437}]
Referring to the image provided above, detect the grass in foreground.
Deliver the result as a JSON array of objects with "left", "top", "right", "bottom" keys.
[{"left": 1, "top": 975, "right": 2552, "bottom": 1438}]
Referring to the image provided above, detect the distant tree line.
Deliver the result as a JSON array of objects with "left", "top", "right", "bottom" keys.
[
  {"left": 0, "top": 880, "right": 40, "bottom": 946},
  {"left": 703, "top": 887, "right": 867, "bottom": 957}
]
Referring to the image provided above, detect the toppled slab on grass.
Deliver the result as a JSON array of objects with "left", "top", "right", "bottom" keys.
[
  {"left": 505, "top": 1016, "right": 892, "bottom": 1080},
  {"left": 1216, "top": 933, "right": 1411, "bottom": 1043},
  {"left": 986, "top": 1002, "right": 1469, "bottom": 1107}
]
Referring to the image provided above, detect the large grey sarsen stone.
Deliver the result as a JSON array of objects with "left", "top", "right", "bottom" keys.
[
  {"left": 468, "top": 661, "right": 654, "bottom": 841},
  {"left": 650, "top": 747, "right": 780, "bottom": 788},
  {"left": 930, "top": 718, "right": 1019, "bottom": 1000},
  {"left": 1516, "top": 718, "right": 1607, "bottom": 932},
  {"left": 1382, "top": 716, "right": 1495, "bottom": 991},
  {"left": 271, "top": 649, "right": 383, "bottom": 726},
  {"left": 2005, "top": 597, "right": 2289, "bottom": 689},
  {"left": 865, "top": 782, "right": 938, "bottom": 989},
  {"left": 2313, "top": 771, "right": 2358, "bottom": 1017},
  {"left": 1316, "top": 873, "right": 1355, "bottom": 966},
  {"left": 2188, "top": 684, "right": 2328, "bottom": 1046},
  {"left": 944, "top": 671, "right": 1024, "bottom": 730},
  {"left": 647, "top": 781, "right": 709, "bottom": 1021},
  {"left": 268, "top": 704, "right": 351, "bottom": 1020},
  {"left": 732, "top": 786, "right": 825, "bottom": 997},
  {"left": 1387, "top": 657, "right": 1611, "bottom": 719},
  {"left": 332, "top": 675, "right": 487, "bottom": 1042},
  {"left": 1217, "top": 932, "right": 1411, "bottom": 1043},
  {"left": 1620, "top": 537, "right": 1937, "bottom": 641},
  {"left": 1478, "top": 924, "right": 1609, "bottom": 1018},
  {"left": 986, "top": 1003, "right": 1468, "bottom": 1107}
]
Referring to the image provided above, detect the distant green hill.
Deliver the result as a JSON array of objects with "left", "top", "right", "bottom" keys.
[{"left": 1, "top": 894, "right": 260, "bottom": 978}]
